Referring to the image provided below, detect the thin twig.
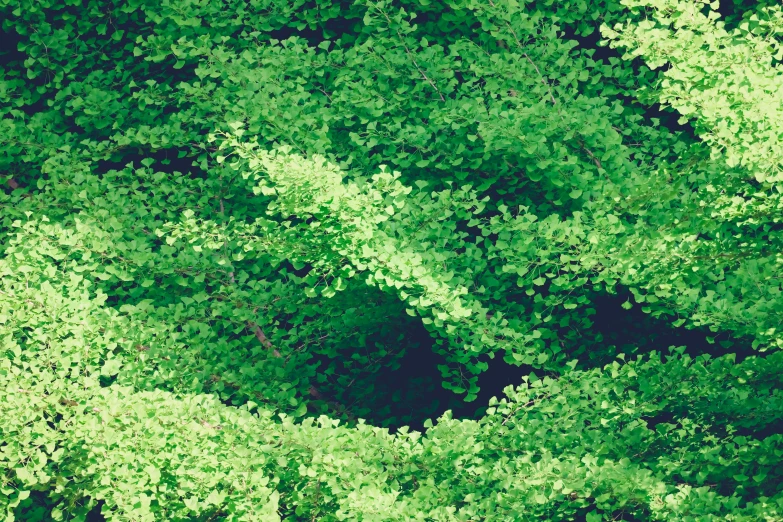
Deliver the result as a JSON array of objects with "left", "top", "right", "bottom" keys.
[
  {"left": 487, "top": 0, "right": 557, "bottom": 105},
  {"left": 377, "top": 9, "right": 446, "bottom": 102},
  {"left": 249, "top": 321, "right": 282, "bottom": 358},
  {"left": 580, "top": 142, "right": 603, "bottom": 170},
  {"left": 248, "top": 321, "right": 355, "bottom": 421}
]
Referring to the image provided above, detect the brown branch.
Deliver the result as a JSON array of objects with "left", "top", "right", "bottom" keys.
[
  {"left": 249, "top": 321, "right": 282, "bottom": 358},
  {"left": 308, "top": 385, "right": 325, "bottom": 401},
  {"left": 486, "top": 0, "right": 557, "bottom": 105},
  {"left": 248, "top": 321, "right": 356, "bottom": 422},
  {"left": 400, "top": 37, "right": 445, "bottom": 102},
  {"left": 500, "top": 399, "right": 536, "bottom": 426},
  {"left": 581, "top": 145, "right": 603, "bottom": 170},
  {"left": 377, "top": 10, "right": 445, "bottom": 102}
]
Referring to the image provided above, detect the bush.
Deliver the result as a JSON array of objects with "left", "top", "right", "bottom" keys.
[{"left": 1, "top": 0, "right": 782, "bottom": 519}]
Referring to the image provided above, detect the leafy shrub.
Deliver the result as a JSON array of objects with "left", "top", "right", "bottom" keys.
[{"left": 1, "top": 0, "right": 782, "bottom": 519}]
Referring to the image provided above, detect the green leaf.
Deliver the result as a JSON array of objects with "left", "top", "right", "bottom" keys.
[{"left": 146, "top": 466, "right": 161, "bottom": 484}]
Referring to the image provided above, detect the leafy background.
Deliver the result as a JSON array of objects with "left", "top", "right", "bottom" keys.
[{"left": 1, "top": 0, "right": 782, "bottom": 520}]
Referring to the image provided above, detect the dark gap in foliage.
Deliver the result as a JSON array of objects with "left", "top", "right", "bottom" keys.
[
  {"left": 712, "top": 0, "right": 738, "bottom": 19},
  {"left": 643, "top": 102, "right": 698, "bottom": 141},
  {"left": 150, "top": 148, "right": 209, "bottom": 179},
  {"left": 320, "top": 316, "right": 448, "bottom": 432},
  {"left": 560, "top": 23, "right": 618, "bottom": 64},
  {"left": 354, "top": 318, "right": 458, "bottom": 432},
  {"left": 266, "top": 26, "right": 327, "bottom": 46},
  {"left": 94, "top": 147, "right": 206, "bottom": 180},
  {"left": 0, "top": 24, "right": 25, "bottom": 67},
  {"left": 153, "top": 148, "right": 205, "bottom": 174},
  {"left": 86, "top": 501, "right": 106, "bottom": 522},
  {"left": 455, "top": 352, "right": 535, "bottom": 419},
  {"left": 322, "top": 13, "right": 366, "bottom": 43},
  {"left": 734, "top": 418, "right": 783, "bottom": 440},
  {"left": 374, "top": 290, "right": 757, "bottom": 433},
  {"left": 266, "top": 13, "right": 363, "bottom": 47},
  {"left": 590, "top": 292, "right": 753, "bottom": 362},
  {"left": 641, "top": 410, "right": 677, "bottom": 430},
  {"left": 99, "top": 374, "right": 118, "bottom": 388},
  {"left": 12, "top": 490, "right": 55, "bottom": 520}
]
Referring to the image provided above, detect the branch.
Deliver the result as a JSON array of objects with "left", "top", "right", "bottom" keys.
[
  {"left": 249, "top": 321, "right": 282, "bottom": 358},
  {"left": 377, "top": 9, "right": 446, "bottom": 102},
  {"left": 581, "top": 144, "right": 603, "bottom": 170},
  {"left": 486, "top": 0, "right": 557, "bottom": 105},
  {"left": 248, "top": 321, "right": 356, "bottom": 422}
]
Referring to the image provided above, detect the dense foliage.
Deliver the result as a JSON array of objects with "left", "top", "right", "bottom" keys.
[{"left": 2, "top": 0, "right": 783, "bottom": 519}]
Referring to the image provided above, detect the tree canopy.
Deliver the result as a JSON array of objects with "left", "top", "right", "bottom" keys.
[{"left": 1, "top": 0, "right": 782, "bottom": 520}]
